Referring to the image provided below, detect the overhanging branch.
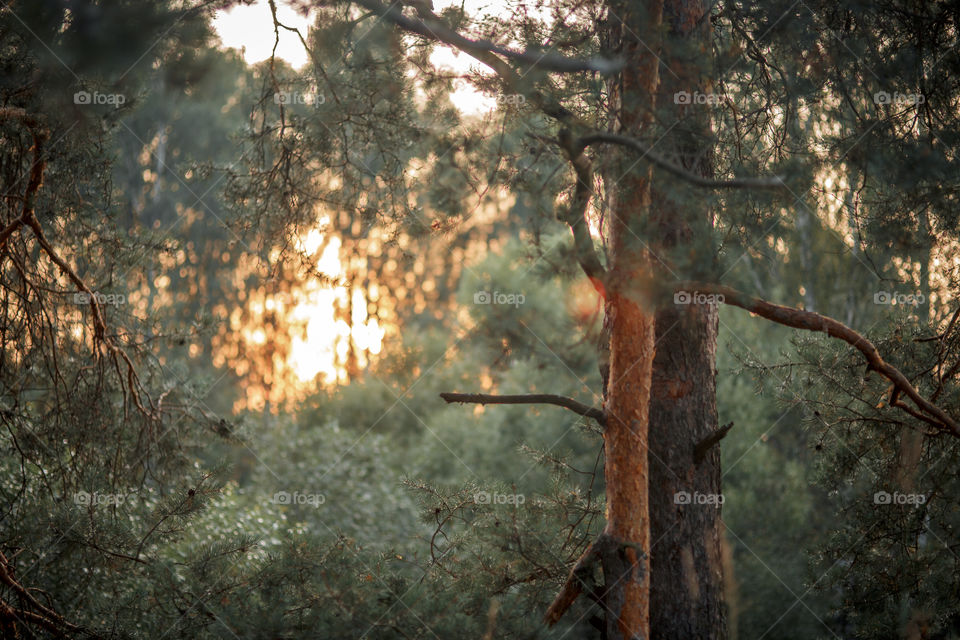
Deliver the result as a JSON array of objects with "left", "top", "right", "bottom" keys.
[
  {"left": 0, "top": 108, "right": 46, "bottom": 256},
  {"left": 346, "top": 0, "right": 786, "bottom": 193},
  {"left": 349, "top": 0, "right": 623, "bottom": 74},
  {"left": 22, "top": 212, "right": 150, "bottom": 417},
  {"left": 579, "top": 132, "right": 788, "bottom": 190},
  {"left": 681, "top": 282, "right": 960, "bottom": 436},
  {"left": 439, "top": 392, "right": 606, "bottom": 425},
  {"left": 348, "top": 0, "right": 580, "bottom": 125},
  {"left": 0, "top": 550, "right": 95, "bottom": 638}
]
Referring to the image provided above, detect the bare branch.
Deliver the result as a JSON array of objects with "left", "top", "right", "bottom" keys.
[
  {"left": 556, "top": 129, "right": 607, "bottom": 294},
  {"left": 681, "top": 282, "right": 960, "bottom": 436},
  {"left": 349, "top": 0, "right": 623, "bottom": 74},
  {"left": 439, "top": 392, "right": 606, "bottom": 425},
  {"left": 579, "top": 132, "right": 788, "bottom": 190},
  {"left": 694, "top": 421, "right": 733, "bottom": 463}
]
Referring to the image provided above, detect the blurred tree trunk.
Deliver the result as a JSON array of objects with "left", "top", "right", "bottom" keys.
[
  {"left": 844, "top": 170, "right": 860, "bottom": 327},
  {"left": 788, "top": 82, "right": 817, "bottom": 312}
]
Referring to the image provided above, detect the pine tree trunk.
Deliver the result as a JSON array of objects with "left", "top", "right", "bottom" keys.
[
  {"left": 600, "top": 1, "right": 663, "bottom": 637},
  {"left": 602, "top": 0, "right": 726, "bottom": 636},
  {"left": 648, "top": 304, "right": 725, "bottom": 638},
  {"left": 603, "top": 288, "right": 656, "bottom": 639},
  {"left": 646, "top": 1, "right": 727, "bottom": 637}
]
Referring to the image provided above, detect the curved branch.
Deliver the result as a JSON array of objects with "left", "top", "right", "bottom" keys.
[
  {"left": 557, "top": 129, "right": 606, "bottom": 295},
  {"left": 346, "top": 0, "right": 786, "bottom": 198},
  {"left": 681, "top": 282, "right": 960, "bottom": 436},
  {"left": 439, "top": 392, "right": 606, "bottom": 425},
  {"left": 348, "top": 0, "right": 582, "bottom": 125},
  {"left": 350, "top": 0, "right": 623, "bottom": 74},
  {"left": 580, "top": 132, "right": 788, "bottom": 190},
  {"left": 350, "top": 0, "right": 785, "bottom": 198}
]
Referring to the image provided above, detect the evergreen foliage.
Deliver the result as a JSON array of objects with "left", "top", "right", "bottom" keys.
[{"left": 1, "top": 0, "right": 959, "bottom": 638}]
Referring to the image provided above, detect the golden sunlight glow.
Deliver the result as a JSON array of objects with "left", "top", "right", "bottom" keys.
[
  {"left": 213, "top": 1, "right": 310, "bottom": 68},
  {"left": 427, "top": 47, "right": 497, "bottom": 115},
  {"left": 211, "top": 221, "right": 391, "bottom": 412},
  {"left": 213, "top": 0, "right": 512, "bottom": 116},
  {"left": 211, "top": 0, "right": 529, "bottom": 405},
  {"left": 288, "top": 236, "right": 344, "bottom": 383},
  {"left": 289, "top": 290, "right": 342, "bottom": 383},
  {"left": 279, "top": 232, "right": 387, "bottom": 385}
]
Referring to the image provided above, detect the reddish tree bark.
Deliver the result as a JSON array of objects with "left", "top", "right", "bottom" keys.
[{"left": 595, "top": 0, "right": 665, "bottom": 636}]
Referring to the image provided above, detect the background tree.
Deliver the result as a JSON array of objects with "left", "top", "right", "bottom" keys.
[{"left": 2, "top": 0, "right": 960, "bottom": 638}]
